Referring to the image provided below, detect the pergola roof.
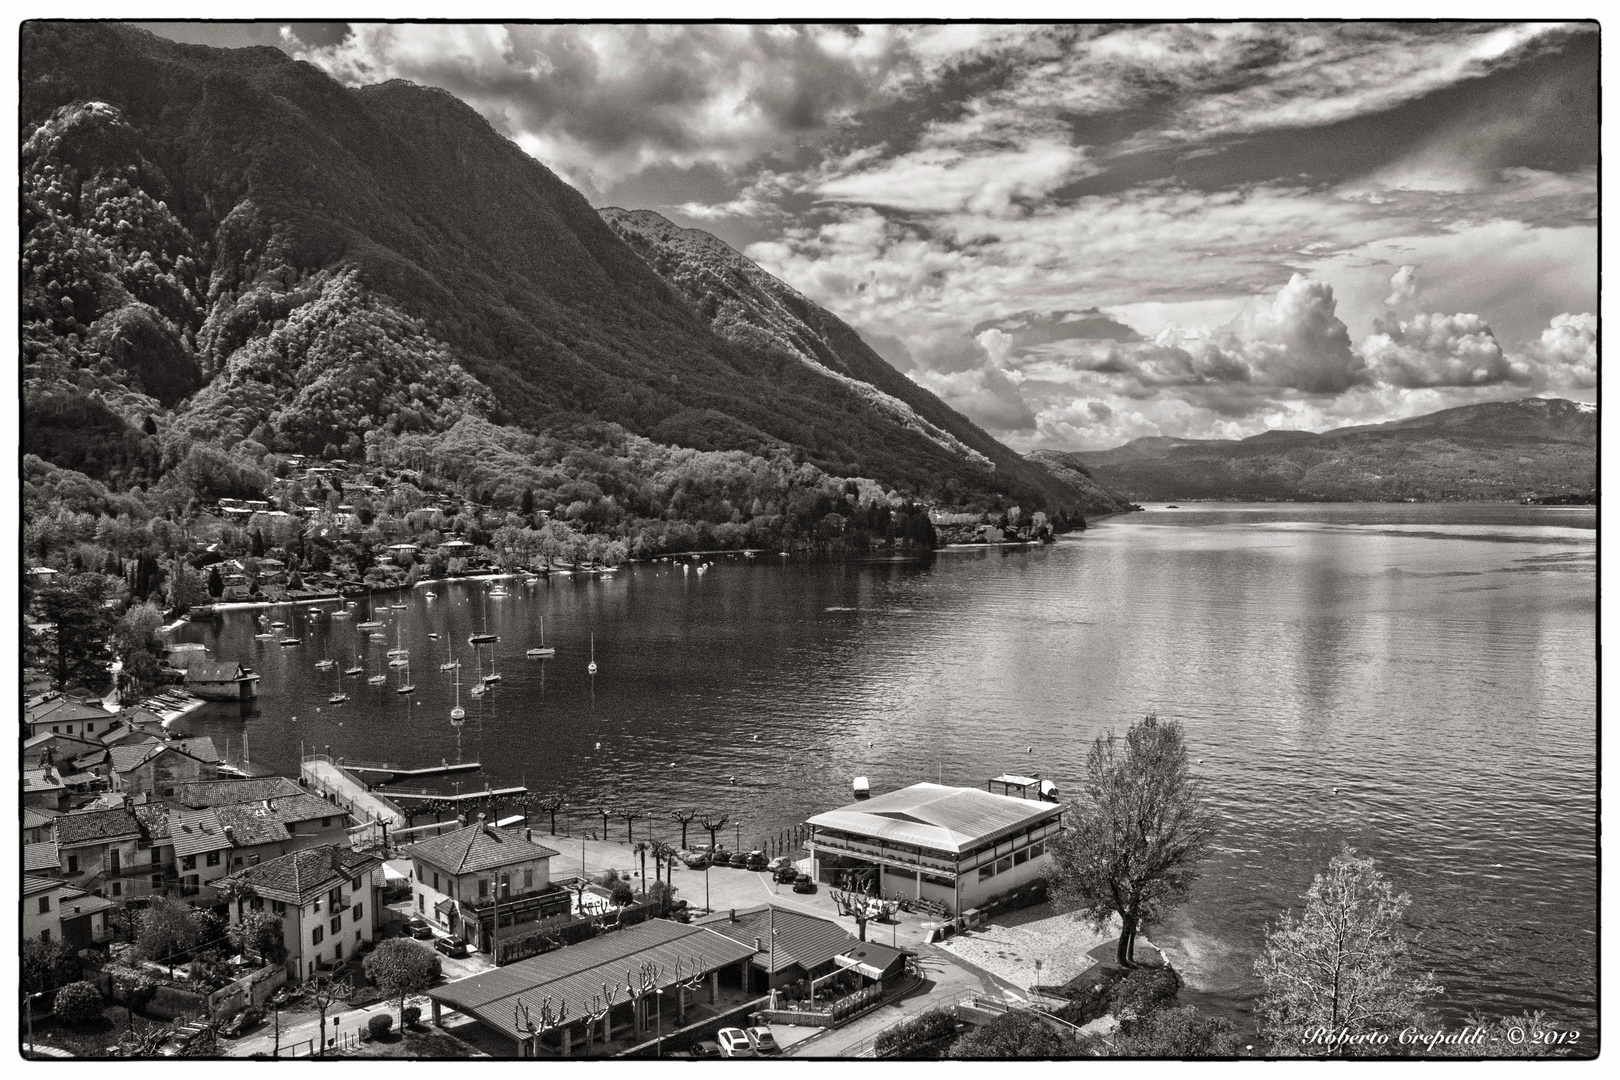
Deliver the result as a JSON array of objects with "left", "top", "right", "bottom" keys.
[{"left": 429, "top": 920, "right": 756, "bottom": 1041}]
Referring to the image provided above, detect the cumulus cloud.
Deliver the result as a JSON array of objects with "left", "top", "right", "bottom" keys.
[
  {"left": 1385, "top": 264, "right": 1420, "bottom": 308},
  {"left": 1527, "top": 312, "right": 1597, "bottom": 390},
  {"left": 1361, "top": 311, "right": 1526, "bottom": 388}
]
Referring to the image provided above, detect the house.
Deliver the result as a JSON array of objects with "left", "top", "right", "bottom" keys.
[
  {"left": 222, "top": 845, "right": 381, "bottom": 982},
  {"left": 24, "top": 696, "right": 116, "bottom": 738},
  {"left": 137, "top": 804, "right": 234, "bottom": 901},
  {"left": 23, "top": 730, "right": 102, "bottom": 771},
  {"left": 695, "top": 904, "right": 907, "bottom": 993},
  {"left": 403, "top": 821, "right": 568, "bottom": 959},
  {"left": 386, "top": 543, "right": 420, "bottom": 565},
  {"left": 25, "top": 842, "right": 61, "bottom": 876},
  {"left": 24, "top": 807, "right": 60, "bottom": 845},
  {"left": 183, "top": 660, "right": 261, "bottom": 701},
  {"left": 26, "top": 566, "right": 60, "bottom": 587},
  {"left": 806, "top": 783, "right": 1066, "bottom": 917},
  {"left": 213, "top": 793, "right": 355, "bottom": 869},
  {"left": 108, "top": 737, "right": 221, "bottom": 797},
  {"left": 173, "top": 776, "right": 304, "bottom": 807},
  {"left": 51, "top": 807, "right": 153, "bottom": 903},
  {"left": 24, "top": 876, "right": 117, "bottom": 948}
]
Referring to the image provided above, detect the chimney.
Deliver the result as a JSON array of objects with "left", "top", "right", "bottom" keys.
[
  {"left": 729, "top": 909, "right": 736, "bottom": 923},
  {"left": 526, "top": 828, "right": 533, "bottom": 843},
  {"left": 754, "top": 937, "right": 762, "bottom": 952}
]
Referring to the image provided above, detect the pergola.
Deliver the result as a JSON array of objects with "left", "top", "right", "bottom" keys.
[{"left": 428, "top": 919, "right": 759, "bottom": 1057}]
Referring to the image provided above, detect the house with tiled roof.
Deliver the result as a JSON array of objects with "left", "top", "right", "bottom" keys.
[
  {"left": 136, "top": 803, "right": 236, "bottom": 901},
  {"left": 403, "top": 820, "right": 567, "bottom": 959},
  {"left": 23, "top": 730, "right": 100, "bottom": 772},
  {"left": 222, "top": 845, "right": 381, "bottom": 982},
  {"left": 24, "top": 807, "right": 60, "bottom": 845},
  {"left": 173, "top": 776, "right": 304, "bottom": 808},
  {"left": 214, "top": 792, "right": 353, "bottom": 870},
  {"left": 50, "top": 807, "right": 152, "bottom": 903},
  {"left": 24, "top": 841, "right": 61, "bottom": 875},
  {"left": 23, "top": 696, "right": 116, "bottom": 738},
  {"left": 108, "top": 736, "right": 221, "bottom": 797},
  {"left": 24, "top": 876, "right": 116, "bottom": 949}
]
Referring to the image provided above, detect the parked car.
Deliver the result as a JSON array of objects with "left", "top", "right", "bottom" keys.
[
  {"left": 728, "top": 852, "right": 751, "bottom": 869},
  {"left": 745, "top": 1027, "right": 781, "bottom": 1055},
  {"left": 792, "top": 873, "right": 816, "bottom": 894},
  {"left": 716, "top": 1028, "right": 755, "bottom": 1058},
  {"left": 218, "top": 1009, "right": 265, "bottom": 1039},
  {"left": 710, "top": 849, "right": 731, "bottom": 866},
  {"left": 745, "top": 851, "right": 768, "bottom": 871},
  {"left": 404, "top": 917, "right": 434, "bottom": 940},
  {"left": 678, "top": 850, "right": 709, "bottom": 869},
  {"left": 434, "top": 936, "right": 472, "bottom": 958},
  {"left": 774, "top": 864, "right": 800, "bottom": 884},
  {"left": 766, "top": 856, "right": 793, "bottom": 874},
  {"left": 687, "top": 1040, "right": 722, "bottom": 1059}
]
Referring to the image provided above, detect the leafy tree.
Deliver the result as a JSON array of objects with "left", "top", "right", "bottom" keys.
[
  {"left": 116, "top": 975, "right": 158, "bottom": 1031},
  {"left": 229, "top": 909, "right": 289, "bottom": 967},
  {"left": 21, "top": 938, "right": 80, "bottom": 995},
  {"left": 166, "top": 559, "right": 207, "bottom": 612},
  {"left": 52, "top": 981, "right": 107, "bottom": 1026},
  {"left": 134, "top": 895, "right": 207, "bottom": 975},
  {"left": 36, "top": 574, "right": 115, "bottom": 689},
  {"left": 361, "top": 938, "right": 439, "bottom": 1027},
  {"left": 1048, "top": 714, "right": 1217, "bottom": 966},
  {"left": 1253, "top": 845, "right": 1442, "bottom": 1057},
  {"left": 948, "top": 1009, "right": 1086, "bottom": 1058},
  {"left": 367, "top": 1013, "right": 394, "bottom": 1040},
  {"left": 207, "top": 565, "right": 223, "bottom": 597},
  {"left": 610, "top": 882, "right": 635, "bottom": 906}
]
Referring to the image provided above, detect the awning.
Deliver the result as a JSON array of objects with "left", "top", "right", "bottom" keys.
[{"left": 833, "top": 941, "right": 907, "bottom": 980}]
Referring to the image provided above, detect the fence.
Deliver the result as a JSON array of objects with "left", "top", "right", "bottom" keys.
[{"left": 756, "top": 982, "right": 885, "bottom": 1029}]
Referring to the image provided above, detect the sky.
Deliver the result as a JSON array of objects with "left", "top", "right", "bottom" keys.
[{"left": 143, "top": 20, "right": 1599, "bottom": 451}]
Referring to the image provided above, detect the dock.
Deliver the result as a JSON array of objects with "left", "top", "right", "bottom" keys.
[
  {"left": 300, "top": 754, "right": 413, "bottom": 830},
  {"left": 298, "top": 752, "right": 528, "bottom": 835},
  {"left": 339, "top": 761, "right": 483, "bottom": 786},
  {"left": 386, "top": 785, "right": 529, "bottom": 803}
]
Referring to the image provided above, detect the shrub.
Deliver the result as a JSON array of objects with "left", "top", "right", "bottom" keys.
[
  {"left": 53, "top": 980, "right": 106, "bottom": 1026},
  {"left": 402, "top": 1004, "right": 422, "bottom": 1028},
  {"left": 367, "top": 1014, "right": 394, "bottom": 1039},
  {"left": 610, "top": 882, "right": 635, "bottom": 906},
  {"left": 875, "top": 1008, "right": 958, "bottom": 1057}
]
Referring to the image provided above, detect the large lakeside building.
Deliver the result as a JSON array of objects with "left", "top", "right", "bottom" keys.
[{"left": 806, "top": 782, "right": 1065, "bottom": 915}]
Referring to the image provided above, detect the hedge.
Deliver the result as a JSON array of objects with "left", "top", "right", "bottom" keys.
[{"left": 875, "top": 1008, "right": 958, "bottom": 1057}]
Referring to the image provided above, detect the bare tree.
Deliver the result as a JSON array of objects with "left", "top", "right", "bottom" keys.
[
  {"left": 1254, "top": 846, "right": 1443, "bottom": 1057},
  {"left": 699, "top": 813, "right": 729, "bottom": 853},
  {"left": 618, "top": 807, "right": 642, "bottom": 844},
  {"left": 669, "top": 808, "right": 698, "bottom": 849},
  {"left": 1047, "top": 714, "right": 1218, "bottom": 966}
]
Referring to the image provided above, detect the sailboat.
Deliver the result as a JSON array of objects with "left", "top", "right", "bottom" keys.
[
  {"left": 469, "top": 647, "right": 487, "bottom": 696},
  {"left": 526, "top": 616, "right": 555, "bottom": 659},
  {"left": 449, "top": 662, "right": 465, "bottom": 724},
  {"left": 587, "top": 633, "right": 598, "bottom": 676},
  {"left": 344, "top": 653, "right": 364, "bottom": 677},
  {"left": 396, "top": 658, "right": 415, "bottom": 695},
  {"left": 356, "top": 599, "right": 382, "bottom": 631},
  {"left": 468, "top": 591, "right": 498, "bottom": 645},
  {"left": 387, "top": 621, "right": 409, "bottom": 662},
  {"left": 327, "top": 663, "right": 348, "bottom": 704},
  {"left": 439, "top": 638, "right": 459, "bottom": 672},
  {"left": 367, "top": 639, "right": 388, "bottom": 685},
  {"left": 481, "top": 642, "right": 500, "bottom": 684}
]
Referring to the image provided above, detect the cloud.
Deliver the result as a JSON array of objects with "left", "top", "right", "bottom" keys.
[
  {"left": 1527, "top": 312, "right": 1597, "bottom": 391},
  {"left": 1385, "top": 265, "right": 1419, "bottom": 309},
  {"left": 1361, "top": 311, "right": 1526, "bottom": 388},
  {"left": 910, "top": 365, "right": 1037, "bottom": 432}
]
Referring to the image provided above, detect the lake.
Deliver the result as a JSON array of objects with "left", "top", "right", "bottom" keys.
[{"left": 169, "top": 502, "right": 1597, "bottom": 1038}]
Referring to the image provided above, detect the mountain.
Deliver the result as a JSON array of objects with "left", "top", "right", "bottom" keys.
[
  {"left": 598, "top": 208, "right": 1132, "bottom": 515},
  {"left": 19, "top": 21, "right": 1102, "bottom": 529},
  {"left": 1062, "top": 398, "right": 1597, "bottom": 502}
]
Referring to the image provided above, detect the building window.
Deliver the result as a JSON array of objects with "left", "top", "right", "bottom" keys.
[
  {"left": 181, "top": 855, "right": 197, "bottom": 871},
  {"left": 1013, "top": 850, "right": 1028, "bottom": 867},
  {"left": 356, "top": 928, "right": 363, "bottom": 943},
  {"left": 235, "top": 857, "right": 244, "bottom": 867},
  {"left": 334, "top": 942, "right": 342, "bottom": 960},
  {"left": 321, "top": 817, "right": 331, "bottom": 828},
  {"left": 272, "top": 901, "right": 285, "bottom": 915},
  {"left": 417, "top": 894, "right": 424, "bottom": 912},
  {"left": 478, "top": 878, "right": 488, "bottom": 898},
  {"left": 251, "top": 898, "right": 265, "bottom": 910},
  {"left": 41, "top": 929, "right": 51, "bottom": 943},
  {"left": 331, "top": 916, "right": 342, "bottom": 935},
  {"left": 996, "top": 857, "right": 1012, "bottom": 875},
  {"left": 206, "top": 851, "right": 221, "bottom": 867},
  {"left": 312, "top": 927, "right": 324, "bottom": 945},
  {"left": 67, "top": 854, "right": 78, "bottom": 873},
  {"left": 109, "top": 850, "right": 120, "bottom": 873},
  {"left": 1028, "top": 842, "right": 1044, "bottom": 859},
  {"left": 523, "top": 869, "right": 533, "bottom": 890},
  {"left": 352, "top": 903, "right": 363, "bottom": 922},
  {"left": 87, "top": 723, "right": 94, "bottom": 732},
  {"left": 38, "top": 896, "right": 50, "bottom": 914},
  {"left": 111, "top": 881, "right": 122, "bottom": 897},
  {"left": 153, "top": 848, "right": 162, "bottom": 864},
  {"left": 432, "top": 873, "right": 439, "bottom": 892},
  {"left": 151, "top": 875, "right": 163, "bottom": 890},
  {"left": 979, "top": 865, "right": 995, "bottom": 882}
]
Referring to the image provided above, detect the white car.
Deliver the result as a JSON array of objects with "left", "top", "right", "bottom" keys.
[
  {"left": 745, "top": 1026, "right": 780, "bottom": 1055},
  {"left": 716, "top": 1027, "right": 755, "bottom": 1058}
]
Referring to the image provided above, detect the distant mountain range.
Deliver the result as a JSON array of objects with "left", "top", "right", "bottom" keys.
[
  {"left": 1047, "top": 398, "right": 1597, "bottom": 502},
  {"left": 19, "top": 22, "right": 1126, "bottom": 521}
]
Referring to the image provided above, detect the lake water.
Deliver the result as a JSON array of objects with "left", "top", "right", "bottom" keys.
[{"left": 170, "top": 502, "right": 1598, "bottom": 1039}]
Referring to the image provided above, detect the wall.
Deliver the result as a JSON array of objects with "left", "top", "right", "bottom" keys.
[{"left": 207, "top": 963, "right": 288, "bottom": 1019}]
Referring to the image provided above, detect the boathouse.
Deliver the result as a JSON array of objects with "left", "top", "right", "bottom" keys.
[
  {"left": 805, "top": 783, "right": 1065, "bottom": 916},
  {"left": 184, "top": 660, "right": 261, "bottom": 700}
]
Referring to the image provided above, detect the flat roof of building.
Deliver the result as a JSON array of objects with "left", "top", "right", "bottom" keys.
[
  {"left": 429, "top": 919, "right": 757, "bottom": 1041},
  {"left": 806, "top": 782, "right": 1063, "bottom": 855}
]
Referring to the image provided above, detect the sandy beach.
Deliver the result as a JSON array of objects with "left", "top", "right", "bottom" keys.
[{"left": 937, "top": 902, "right": 1132, "bottom": 991}]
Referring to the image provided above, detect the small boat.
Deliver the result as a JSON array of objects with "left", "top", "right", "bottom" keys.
[
  {"left": 439, "top": 640, "right": 459, "bottom": 672},
  {"left": 314, "top": 657, "right": 337, "bottom": 670},
  {"left": 387, "top": 648, "right": 409, "bottom": 657},
  {"left": 527, "top": 616, "right": 555, "bottom": 659},
  {"left": 450, "top": 663, "right": 465, "bottom": 724},
  {"left": 425, "top": 591, "right": 437, "bottom": 600},
  {"left": 482, "top": 641, "right": 500, "bottom": 684},
  {"left": 328, "top": 692, "right": 349, "bottom": 704},
  {"left": 396, "top": 661, "right": 415, "bottom": 694},
  {"left": 329, "top": 609, "right": 350, "bottom": 619},
  {"left": 368, "top": 673, "right": 388, "bottom": 686},
  {"left": 343, "top": 664, "right": 364, "bottom": 677},
  {"left": 254, "top": 632, "right": 274, "bottom": 641},
  {"left": 428, "top": 632, "right": 439, "bottom": 640},
  {"left": 469, "top": 593, "right": 497, "bottom": 645},
  {"left": 388, "top": 658, "right": 409, "bottom": 668},
  {"left": 391, "top": 603, "right": 408, "bottom": 610},
  {"left": 270, "top": 621, "right": 288, "bottom": 629},
  {"left": 357, "top": 621, "right": 383, "bottom": 630},
  {"left": 489, "top": 586, "right": 510, "bottom": 598},
  {"left": 853, "top": 776, "right": 871, "bottom": 799},
  {"left": 370, "top": 632, "right": 388, "bottom": 641},
  {"left": 280, "top": 637, "right": 301, "bottom": 646},
  {"left": 469, "top": 681, "right": 486, "bottom": 697},
  {"left": 587, "top": 633, "right": 597, "bottom": 676}
]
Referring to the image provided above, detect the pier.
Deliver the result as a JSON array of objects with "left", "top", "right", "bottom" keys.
[
  {"left": 386, "top": 785, "right": 529, "bottom": 803},
  {"left": 339, "top": 760, "right": 484, "bottom": 786}
]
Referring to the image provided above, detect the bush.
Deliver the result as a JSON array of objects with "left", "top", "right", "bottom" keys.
[
  {"left": 610, "top": 882, "right": 635, "bottom": 906},
  {"left": 875, "top": 1008, "right": 958, "bottom": 1057},
  {"left": 53, "top": 980, "right": 106, "bottom": 1026},
  {"left": 367, "top": 1014, "right": 394, "bottom": 1039},
  {"left": 402, "top": 1005, "right": 422, "bottom": 1028}
]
